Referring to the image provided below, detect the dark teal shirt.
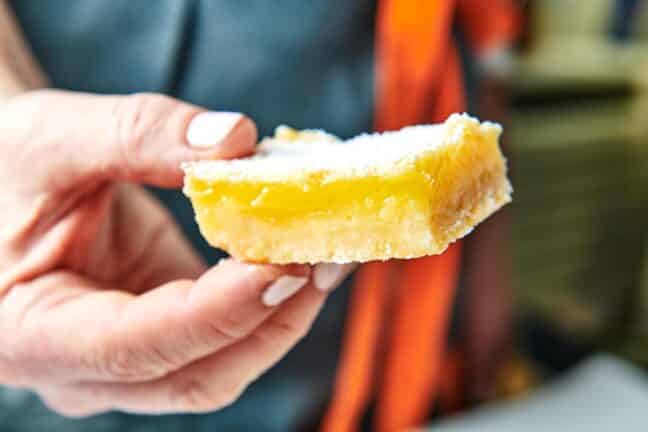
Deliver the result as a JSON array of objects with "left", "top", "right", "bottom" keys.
[{"left": 6, "top": 1, "right": 375, "bottom": 431}]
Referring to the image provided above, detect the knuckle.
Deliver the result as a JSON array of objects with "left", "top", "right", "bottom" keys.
[
  {"left": 260, "top": 318, "right": 308, "bottom": 345},
  {"left": 170, "top": 377, "right": 246, "bottom": 413},
  {"left": 200, "top": 313, "right": 251, "bottom": 346},
  {"left": 96, "top": 346, "right": 141, "bottom": 381},
  {"left": 113, "top": 93, "right": 172, "bottom": 166},
  {"left": 96, "top": 344, "right": 170, "bottom": 382}
]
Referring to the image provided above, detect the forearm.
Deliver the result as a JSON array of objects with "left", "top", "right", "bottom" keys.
[{"left": 0, "top": 0, "right": 47, "bottom": 97}]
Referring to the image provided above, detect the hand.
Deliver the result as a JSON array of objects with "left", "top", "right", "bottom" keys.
[{"left": 0, "top": 90, "right": 353, "bottom": 416}]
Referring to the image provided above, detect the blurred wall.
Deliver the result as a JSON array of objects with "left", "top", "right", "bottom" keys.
[{"left": 508, "top": 0, "right": 648, "bottom": 369}]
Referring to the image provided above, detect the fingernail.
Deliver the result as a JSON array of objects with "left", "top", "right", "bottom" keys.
[
  {"left": 186, "top": 111, "right": 242, "bottom": 149},
  {"left": 313, "top": 264, "right": 351, "bottom": 292},
  {"left": 262, "top": 275, "right": 309, "bottom": 307}
]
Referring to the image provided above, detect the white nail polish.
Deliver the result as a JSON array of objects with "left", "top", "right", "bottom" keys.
[
  {"left": 313, "top": 264, "right": 352, "bottom": 292},
  {"left": 186, "top": 112, "right": 242, "bottom": 148},
  {"left": 262, "top": 276, "right": 309, "bottom": 307}
]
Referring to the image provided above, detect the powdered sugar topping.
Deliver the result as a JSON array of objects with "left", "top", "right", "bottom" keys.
[{"left": 183, "top": 113, "right": 501, "bottom": 182}]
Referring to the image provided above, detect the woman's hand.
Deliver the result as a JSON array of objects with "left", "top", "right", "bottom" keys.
[{"left": 0, "top": 90, "right": 352, "bottom": 416}]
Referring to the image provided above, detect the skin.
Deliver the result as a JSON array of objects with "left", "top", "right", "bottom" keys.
[{"left": 0, "top": 1, "right": 352, "bottom": 417}]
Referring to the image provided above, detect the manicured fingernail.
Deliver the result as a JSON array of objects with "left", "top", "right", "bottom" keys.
[
  {"left": 262, "top": 276, "right": 309, "bottom": 306},
  {"left": 313, "top": 264, "right": 352, "bottom": 292},
  {"left": 186, "top": 112, "right": 242, "bottom": 148}
]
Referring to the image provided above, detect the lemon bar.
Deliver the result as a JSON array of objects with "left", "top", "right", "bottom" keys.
[{"left": 183, "top": 114, "right": 512, "bottom": 264}]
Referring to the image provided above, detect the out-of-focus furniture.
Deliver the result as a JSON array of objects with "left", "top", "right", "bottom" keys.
[{"left": 508, "top": 0, "right": 648, "bottom": 365}]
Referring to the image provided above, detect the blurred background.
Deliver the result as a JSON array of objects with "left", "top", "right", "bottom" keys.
[
  {"left": 496, "top": 0, "right": 648, "bottom": 392},
  {"left": 434, "top": 1, "right": 648, "bottom": 428}
]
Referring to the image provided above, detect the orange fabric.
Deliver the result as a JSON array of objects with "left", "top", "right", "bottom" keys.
[
  {"left": 320, "top": 262, "right": 396, "bottom": 432},
  {"left": 375, "top": 46, "right": 466, "bottom": 432},
  {"left": 430, "top": 45, "right": 466, "bottom": 122},
  {"left": 323, "top": 0, "right": 518, "bottom": 430},
  {"left": 374, "top": 0, "right": 456, "bottom": 132},
  {"left": 457, "top": 0, "right": 520, "bottom": 55},
  {"left": 376, "top": 244, "right": 463, "bottom": 431}
]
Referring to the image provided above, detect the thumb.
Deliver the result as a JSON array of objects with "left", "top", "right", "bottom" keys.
[{"left": 2, "top": 90, "right": 257, "bottom": 189}]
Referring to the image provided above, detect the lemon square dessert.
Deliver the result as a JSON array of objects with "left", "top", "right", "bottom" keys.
[{"left": 183, "top": 113, "right": 511, "bottom": 264}]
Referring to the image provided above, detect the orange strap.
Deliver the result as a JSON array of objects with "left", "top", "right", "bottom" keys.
[
  {"left": 376, "top": 244, "right": 463, "bottom": 431},
  {"left": 320, "top": 262, "right": 396, "bottom": 432},
  {"left": 375, "top": 46, "right": 466, "bottom": 432},
  {"left": 322, "top": 1, "right": 468, "bottom": 431},
  {"left": 374, "top": 0, "right": 457, "bottom": 131}
]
